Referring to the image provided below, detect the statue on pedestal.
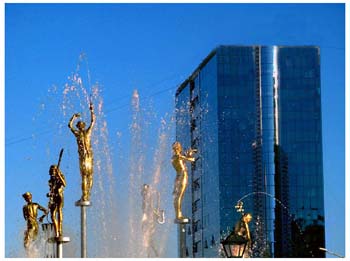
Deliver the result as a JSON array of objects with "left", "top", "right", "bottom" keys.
[
  {"left": 141, "top": 184, "right": 165, "bottom": 257},
  {"left": 22, "top": 192, "right": 48, "bottom": 249},
  {"left": 141, "top": 184, "right": 165, "bottom": 226},
  {"left": 47, "top": 163, "right": 66, "bottom": 238},
  {"left": 68, "top": 100, "right": 95, "bottom": 202},
  {"left": 171, "top": 141, "right": 196, "bottom": 223}
]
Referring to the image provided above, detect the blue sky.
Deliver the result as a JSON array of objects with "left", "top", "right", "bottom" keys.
[{"left": 4, "top": 3, "right": 346, "bottom": 258}]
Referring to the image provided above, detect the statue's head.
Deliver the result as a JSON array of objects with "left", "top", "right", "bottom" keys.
[
  {"left": 243, "top": 213, "right": 252, "bottom": 223},
  {"left": 22, "top": 192, "right": 32, "bottom": 202},
  {"left": 49, "top": 165, "right": 58, "bottom": 176},
  {"left": 172, "top": 141, "right": 182, "bottom": 154},
  {"left": 76, "top": 121, "right": 86, "bottom": 130},
  {"left": 143, "top": 184, "right": 150, "bottom": 191}
]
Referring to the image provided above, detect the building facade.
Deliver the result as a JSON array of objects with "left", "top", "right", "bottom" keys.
[{"left": 175, "top": 46, "right": 325, "bottom": 257}]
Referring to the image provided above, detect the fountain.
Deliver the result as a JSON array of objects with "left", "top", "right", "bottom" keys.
[
  {"left": 12, "top": 52, "right": 328, "bottom": 257},
  {"left": 14, "top": 52, "right": 326, "bottom": 258},
  {"left": 16, "top": 53, "right": 176, "bottom": 257}
]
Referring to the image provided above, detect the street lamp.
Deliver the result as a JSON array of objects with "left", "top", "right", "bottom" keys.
[
  {"left": 221, "top": 202, "right": 252, "bottom": 258},
  {"left": 221, "top": 230, "right": 249, "bottom": 258}
]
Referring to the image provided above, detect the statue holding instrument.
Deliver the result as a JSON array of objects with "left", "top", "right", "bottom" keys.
[
  {"left": 47, "top": 149, "right": 66, "bottom": 238},
  {"left": 141, "top": 184, "right": 165, "bottom": 257},
  {"left": 171, "top": 141, "right": 197, "bottom": 223}
]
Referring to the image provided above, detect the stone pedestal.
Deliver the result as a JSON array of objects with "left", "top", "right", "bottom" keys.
[{"left": 55, "top": 236, "right": 70, "bottom": 258}]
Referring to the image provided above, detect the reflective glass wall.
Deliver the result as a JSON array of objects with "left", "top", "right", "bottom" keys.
[
  {"left": 275, "top": 46, "right": 325, "bottom": 257},
  {"left": 215, "top": 46, "right": 259, "bottom": 251},
  {"left": 197, "top": 55, "right": 220, "bottom": 257}
]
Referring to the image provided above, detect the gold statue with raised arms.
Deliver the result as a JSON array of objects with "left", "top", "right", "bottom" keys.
[{"left": 68, "top": 100, "right": 95, "bottom": 202}]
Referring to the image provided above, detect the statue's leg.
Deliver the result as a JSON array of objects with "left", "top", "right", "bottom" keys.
[
  {"left": 151, "top": 239, "right": 159, "bottom": 257},
  {"left": 89, "top": 174, "right": 93, "bottom": 191},
  {"left": 24, "top": 229, "right": 29, "bottom": 248},
  {"left": 52, "top": 208, "right": 59, "bottom": 237},
  {"left": 33, "top": 223, "right": 39, "bottom": 240},
  {"left": 177, "top": 174, "right": 188, "bottom": 219},
  {"left": 58, "top": 199, "right": 63, "bottom": 236},
  {"left": 173, "top": 177, "right": 181, "bottom": 218},
  {"left": 26, "top": 221, "right": 38, "bottom": 244},
  {"left": 87, "top": 169, "right": 93, "bottom": 197},
  {"left": 81, "top": 172, "right": 89, "bottom": 201},
  {"left": 26, "top": 224, "right": 36, "bottom": 246}
]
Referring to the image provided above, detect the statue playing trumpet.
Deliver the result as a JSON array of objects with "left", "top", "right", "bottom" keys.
[
  {"left": 171, "top": 141, "right": 197, "bottom": 223},
  {"left": 68, "top": 100, "right": 95, "bottom": 202}
]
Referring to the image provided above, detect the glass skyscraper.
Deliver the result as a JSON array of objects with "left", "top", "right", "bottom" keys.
[{"left": 175, "top": 46, "right": 325, "bottom": 258}]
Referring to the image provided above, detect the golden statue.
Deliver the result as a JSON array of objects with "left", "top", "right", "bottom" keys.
[
  {"left": 22, "top": 192, "right": 48, "bottom": 249},
  {"left": 171, "top": 141, "right": 196, "bottom": 223},
  {"left": 47, "top": 163, "right": 66, "bottom": 238},
  {"left": 68, "top": 100, "right": 95, "bottom": 201},
  {"left": 234, "top": 213, "right": 252, "bottom": 243},
  {"left": 141, "top": 184, "right": 165, "bottom": 257},
  {"left": 232, "top": 212, "right": 253, "bottom": 257},
  {"left": 141, "top": 184, "right": 165, "bottom": 225}
]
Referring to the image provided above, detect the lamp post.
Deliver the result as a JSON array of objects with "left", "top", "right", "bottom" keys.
[
  {"left": 221, "top": 231, "right": 249, "bottom": 258},
  {"left": 221, "top": 201, "right": 252, "bottom": 258}
]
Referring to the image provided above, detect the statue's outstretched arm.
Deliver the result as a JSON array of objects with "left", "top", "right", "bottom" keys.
[
  {"left": 180, "top": 149, "right": 197, "bottom": 162},
  {"left": 180, "top": 154, "right": 196, "bottom": 162},
  {"left": 37, "top": 204, "right": 48, "bottom": 222},
  {"left": 87, "top": 102, "right": 96, "bottom": 134},
  {"left": 38, "top": 203, "right": 48, "bottom": 215},
  {"left": 68, "top": 113, "right": 80, "bottom": 135}
]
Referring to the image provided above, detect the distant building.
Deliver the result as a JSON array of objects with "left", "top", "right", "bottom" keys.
[{"left": 175, "top": 46, "right": 325, "bottom": 257}]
